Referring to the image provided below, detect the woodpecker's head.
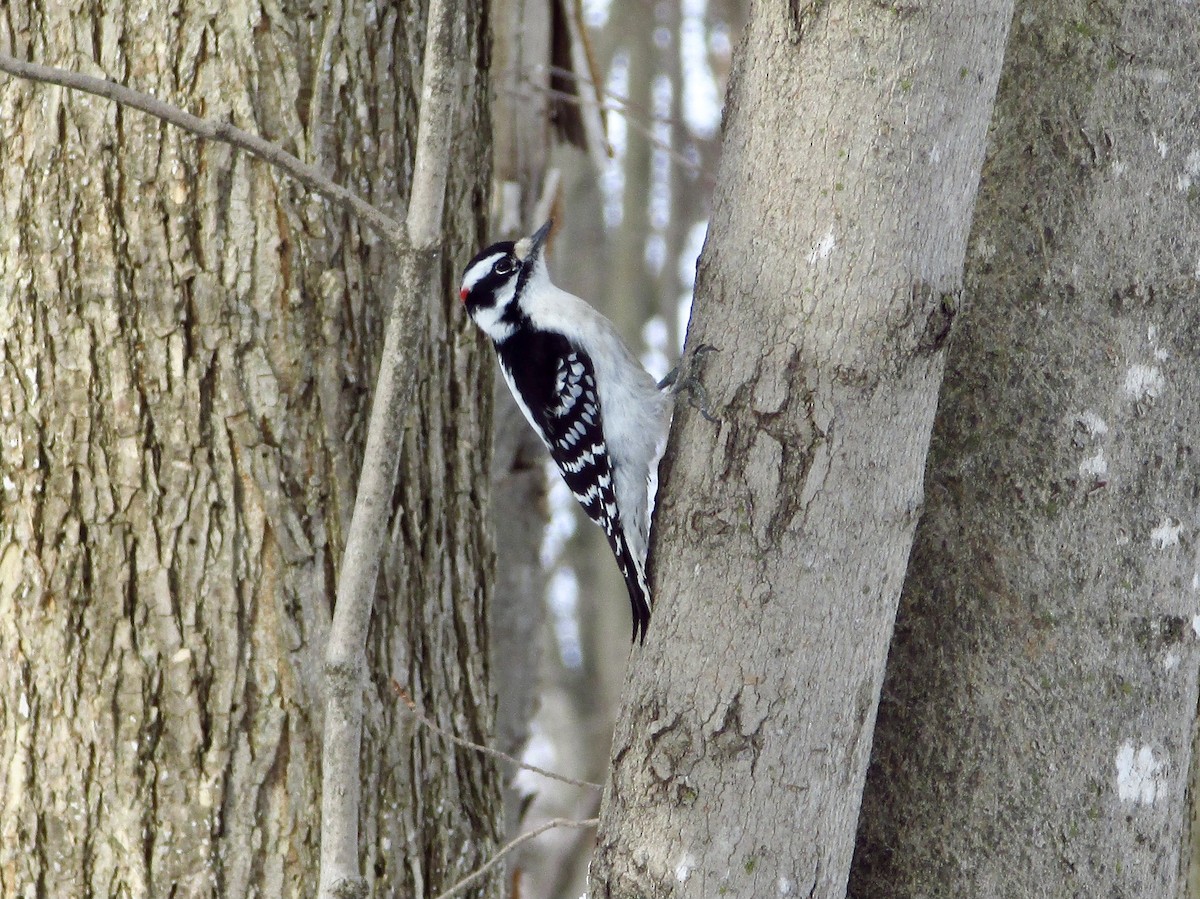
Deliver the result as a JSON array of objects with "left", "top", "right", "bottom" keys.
[{"left": 459, "top": 220, "right": 552, "bottom": 343}]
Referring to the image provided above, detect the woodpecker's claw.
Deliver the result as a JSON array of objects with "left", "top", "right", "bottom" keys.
[{"left": 660, "top": 344, "right": 719, "bottom": 422}]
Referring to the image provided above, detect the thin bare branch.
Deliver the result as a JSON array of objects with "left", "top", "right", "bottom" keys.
[
  {"left": 393, "top": 683, "right": 602, "bottom": 792},
  {"left": 432, "top": 817, "right": 600, "bottom": 899},
  {"left": 317, "top": 0, "right": 463, "bottom": 894},
  {"left": 558, "top": 0, "right": 612, "bottom": 171},
  {"left": 510, "top": 82, "right": 716, "bottom": 185},
  {"left": 0, "top": 52, "right": 406, "bottom": 248}
]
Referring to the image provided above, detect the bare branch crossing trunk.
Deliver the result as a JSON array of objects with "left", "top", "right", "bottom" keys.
[
  {"left": 589, "top": 4, "right": 1013, "bottom": 897},
  {"left": 852, "top": 2, "right": 1200, "bottom": 895},
  {"left": 0, "top": 3, "right": 498, "bottom": 896}
]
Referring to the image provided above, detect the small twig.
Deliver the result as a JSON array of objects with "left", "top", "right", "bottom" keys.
[
  {"left": 518, "top": 83, "right": 716, "bottom": 185},
  {"left": 0, "top": 52, "right": 406, "bottom": 248},
  {"left": 515, "top": 66, "right": 718, "bottom": 183},
  {"left": 317, "top": 0, "right": 462, "bottom": 892},
  {"left": 541, "top": 63, "right": 651, "bottom": 118},
  {"left": 566, "top": 0, "right": 607, "bottom": 131},
  {"left": 431, "top": 817, "right": 600, "bottom": 899},
  {"left": 557, "top": 0, "right": 611, "bottom": 170},
  {"left": 392, "top": 683, "right": 601, "bottom": 792}
]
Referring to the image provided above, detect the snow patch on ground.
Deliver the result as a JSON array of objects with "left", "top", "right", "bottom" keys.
[
  {"left": 1163, "top": 651, "right": 1181, "bottom": 672},
  {"left": 1150, "top": 518, "right": 1182, "bottom": 549},
  {"left": 1115, "top": 743, "right": 1166, "bottom": 804},
  {"left": 1124, "top": 364, "right": 1164, "bottom": 401},
  {"left": 675, "top": 853, "right": 696, "bottom": 883}
]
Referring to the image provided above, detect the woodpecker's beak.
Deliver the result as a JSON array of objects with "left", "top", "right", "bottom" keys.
[
  {"left": 529, "top": 219, "right": 553, "bottom": 255},
  {"left": 516, "top": 219, "right": 553, "bottom": 266}
]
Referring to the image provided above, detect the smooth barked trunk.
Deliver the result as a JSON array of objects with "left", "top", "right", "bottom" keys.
[{"left": 589, "top": 3, "right": 1014, "bottom": 897}]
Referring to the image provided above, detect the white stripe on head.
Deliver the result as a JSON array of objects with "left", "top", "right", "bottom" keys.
[
  {"left": 461, "top": 251, "right": 507, "bottom": 294},
  {"left": 470, "top": 277, "right": 518, "bottom": 342}
]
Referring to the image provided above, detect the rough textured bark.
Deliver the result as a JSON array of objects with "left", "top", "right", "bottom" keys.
[
  {"left": 0, "top": 2, "right": 498, "bottom": 896},
  {"left": 589, "top": 3, "right": 1012, "bottom": 897},
  {"left": 851, "top": 3, "right": 1200, "bottom": 896}
]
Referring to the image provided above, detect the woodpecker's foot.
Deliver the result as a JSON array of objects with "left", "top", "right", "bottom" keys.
[{"left": 659, "top": 344, "right": 719, "bottom": 422}]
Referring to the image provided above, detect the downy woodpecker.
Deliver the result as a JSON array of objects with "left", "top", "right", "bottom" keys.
[{"left": 460, "top": 221, "right": 671, "bottom": 643}]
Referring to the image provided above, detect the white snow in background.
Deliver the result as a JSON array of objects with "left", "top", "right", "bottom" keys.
[
  {"left": 679, "top": 221, "right": 707, "bottom": 289},
  {"left": 807, "top": 230, "right": 836, "bottom": 264},
  {"left": 681, "top": 0, "right": 721, "bottom": 139},
  {"left": 675, "top": 221, "right": 708, "bottom": 352},
  {"left": 645, "top": 234, "right": 667, "bottom": 274},
  {"left": 778, "top": 877, "right": 796, "bottom": 895},
  {"left": 646, "top": 75, "right": 674, "bottom": 276},
  {"left": 1193, "top": 614, "right": 1200, "bottom": 637},
  {"left": 601, "top": 51, "right": 630, "bottom": 230},
  {"left": 1078, "top": 450, "right": 1107, "bottom": 479},
  {"left": 675, "top": 853, "right": 697, "bottom": 883},
  {"left": 1077, "top": 410, "right": 1109, "bottom": 436},
  {"left": 1163, "top": 651, "right": 1181, "bottom": 672},
  {"left": 676, "top": 292, "right": 693, "bottom": 354},
  {"left": 548, "top": 567, "right": 583, "bottom": 669},
  {"left": 650, "top": 76, "right": 674, "bottom": 215},
  {"left": 1124, "top": 364, "right": 1164, "bottom": 401},
  {"left": 583, "top": 0, "right": 611, "bottom": 28},
  {"left": 513, "top": 728, "right": 558, "bottom": 796},
  {"left": 540, "top": 469, "right": 578, "bottom": 568},
  {"left": 642, "top": 316, "right": 672, "bottom": 382},
  {"left": 1115, "top": 743, "right": 1166, "bottom": 804},
  {"left": 1193, "top": 571, "right": 1200, "bottom": 592},
  {"left": 1150, "top": 517, "right": 1182, "bottom": 549}
]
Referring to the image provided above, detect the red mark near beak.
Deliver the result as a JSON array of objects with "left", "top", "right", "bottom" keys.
[{"left": 459, "top": 287, "right": 468, "bottom": 302}]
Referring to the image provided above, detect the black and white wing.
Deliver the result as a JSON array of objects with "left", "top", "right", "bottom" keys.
[{"left": 497, "top": 330, "right": 652, "bottom": 642}]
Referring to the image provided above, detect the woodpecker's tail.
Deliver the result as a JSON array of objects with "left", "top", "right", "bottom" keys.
[{"left": 609, "top": 527, "right": 651, "bottom": 644}]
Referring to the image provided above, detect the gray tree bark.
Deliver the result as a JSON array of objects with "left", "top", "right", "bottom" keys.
[
  {"left": 851, "top": 2, "right": 1200, "bottom": 896},
  {"left": 0, "top": 3, "right": 498, "bottom": 897},
  {"left": 589, "top": 3, "right": 1012, "bottom": 897}
]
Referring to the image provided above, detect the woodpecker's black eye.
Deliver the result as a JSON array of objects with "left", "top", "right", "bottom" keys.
[{"left": 494, "top": 257, "right": 515, "bottom": 276}]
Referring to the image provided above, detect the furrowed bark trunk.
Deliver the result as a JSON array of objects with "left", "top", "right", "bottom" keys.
[
  {"left": 589, "top": 3, "right": 1013, "bottom": 897},
  {"left": 0, "top": 2, "right": 498, "bottom": 896},
  {"left": 851, "top": 2, "right": 1200, "bottom": 896}
]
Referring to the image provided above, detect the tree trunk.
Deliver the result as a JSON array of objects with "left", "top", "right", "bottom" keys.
[
  {"left": 0, "top": 3, "right": 498, "bottom": 896},
  {"left": 851, "top": 2, "right": 1200, "bottom": 896},
  {"left": 589, "top": 3, "right": 1012, "bottom": 897}
]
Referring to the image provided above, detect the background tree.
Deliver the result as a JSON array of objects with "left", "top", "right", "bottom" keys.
[
  {"left": 0, "top": 3, "right": 500, "bottom": 896},
  {"left": 589, "top": 3, "right": 1013, "bottom": 897},
  {"left": 851, "top": 1, "right": 1200, "bottom": 895},
  {"left": 496, "top": 1, "right": 738, "bottom": 894}
]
